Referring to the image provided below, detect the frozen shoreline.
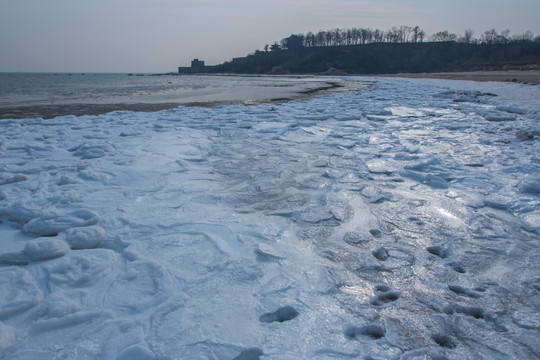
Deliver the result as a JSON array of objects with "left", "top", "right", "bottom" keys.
[{"left": 1, "top": 77, "right": 539, "bottom": 359}]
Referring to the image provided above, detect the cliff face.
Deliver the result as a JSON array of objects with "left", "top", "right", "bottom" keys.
[{"left": 207, "top": 42, "right": 540, "bottom": 74}]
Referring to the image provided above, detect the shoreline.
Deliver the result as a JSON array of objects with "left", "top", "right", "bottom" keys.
[
  {"left": 4, "top": 70, "right": 539, "bottom": 120},
  {"left": 0, "top": 76, "right": 360, "bottom": 120},
  {"left": 377, "top": 70, "right": 540, "bottom": 84}
]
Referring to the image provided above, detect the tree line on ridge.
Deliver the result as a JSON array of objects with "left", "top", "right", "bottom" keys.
[
  {"left": 261, "top": 26, "right": 539, "bottom": 52},
  {"left": 186, "top": 26, "right": 540, "bottom": 75}
]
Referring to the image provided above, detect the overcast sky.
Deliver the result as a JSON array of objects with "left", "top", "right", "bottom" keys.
[{"left": 1, "top": 0, "right": 539, "bottom": 73}]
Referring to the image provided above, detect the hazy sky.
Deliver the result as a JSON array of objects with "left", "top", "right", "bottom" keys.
[{"left": 1, "top": 0, "right": 539, "bottom": 73}]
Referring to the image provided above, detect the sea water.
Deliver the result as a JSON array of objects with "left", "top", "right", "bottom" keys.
[{"left": 0, "top": 73, "right": 352, "bottom": 119}]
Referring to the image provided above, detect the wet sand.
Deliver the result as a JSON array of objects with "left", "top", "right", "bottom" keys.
[{"left": 381, "top": 70, "right": 540, "bottom": 84}]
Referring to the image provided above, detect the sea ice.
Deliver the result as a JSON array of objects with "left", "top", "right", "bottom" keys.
[
  {"left": 0, "top": 76, "right": 539, "bottom": 359},
  {"left": 22, "top": 209, "right": 100, "bottom": 237}
]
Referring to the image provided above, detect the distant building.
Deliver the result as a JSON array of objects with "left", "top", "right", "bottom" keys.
[
  {"left": 191, "top": 59, "right": 205, "bottom": 71},
  {"left": 178, "top": 59, "right": 206, "bottom": 74}
]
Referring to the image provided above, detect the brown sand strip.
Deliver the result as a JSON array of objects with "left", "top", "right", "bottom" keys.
[{"left": 379, "top": 70, "right": 540, "bottom": 84}]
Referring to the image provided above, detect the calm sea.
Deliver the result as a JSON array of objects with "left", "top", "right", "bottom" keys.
[{"left": 0, "top": 73, "right": 351, "bottom": 119}]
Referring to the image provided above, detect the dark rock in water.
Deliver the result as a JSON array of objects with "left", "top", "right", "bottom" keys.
[
  {"left": 369, "top": 229, "right": 382, "bottom": 238},
  {"left": 344, "top": 324, "right": 385, "bottom": 340},
  {"left": 455, "top": 305, "right": 487, "bottom": 319},
  {"left": 259, "top": 306, "right": 299, "bottom": 323},
  {"left": 343, "top": 232, "right": 367, "bottom": 245},
  {"left": 371, "top": 284, "right": 400, "bottom": 306},
  {"left": 372, "top": 247, "right": 389, "bottom": 261},
  {"left": 234, "top": 348, "right": 264, "bottom": 360},
  {"left": 431, "top": 334, "right": 457, "bottom": 349},
  {"left": 371, "top": 291, "right": 400, "bottom": 306},
  {"left": 356, "top": 265, "right": 393, "bottom": 274},
  {"left": 448, "top": 284, "right": 481, "bottom": 298},
  {"left": 426, "top": 245, "right": 449, "bottom": 259},
  {"left": 448, "top": 261, "right": 466, "bottom": 273}
]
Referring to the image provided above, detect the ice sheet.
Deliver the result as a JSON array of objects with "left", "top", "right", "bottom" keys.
[{"left": 0, "top": 77, "right": 539, "bottom": 359}]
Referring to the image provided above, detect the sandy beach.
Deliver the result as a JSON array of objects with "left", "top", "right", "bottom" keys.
[{"left": 383, "top": 70, "right": 540, "bottom": 84}]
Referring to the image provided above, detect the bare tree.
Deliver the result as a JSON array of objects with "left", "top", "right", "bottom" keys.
[
  {"left": 373, "top": 29, "right": 384, "bottom": 42},
  {"left": 499, "top": 29, "right": 511, "bottom": 44},
  {"left": 430, "top": 30, "right": 457, "bottom": 42},
  {"left": 385, "top": 27, "right": 403, "bottom": 43},
  {"left": 363, "top": 28, "right": 374, "bottom": 44},
  {"left": 316, "top": 31, "right": 325, "bottom": 47},
  {"left": 349, "top": 28, "right": 359, "bottom": 45},
  {"left": 411, "top": 26, "right": 425, "bottom": 42},
  {"left": 401, "top": 26, "right": 413, "bottom": 42},
  {"left": 260, "top": 25, "right": 537, "bottom": 56},
  {"left": 331, "top": 28, "right": 343, "bottom": 46},
  {"left": 512, "top": 30, "right": 534, "bottom": 42},
  {"left": 459, "top": 29, "right": 475, "bottom": 43},
  {"left": 481, "top": 29, "right": 498, "bottom": 44},
  {"left": 304, "top": 32, "right": 315, "bottom": 47},
  {"left": 325, "top": 31, "right": 334, "bottom": 46}
]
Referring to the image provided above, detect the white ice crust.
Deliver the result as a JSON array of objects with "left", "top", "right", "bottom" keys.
[{"left": 0, "top": 77, "right": 539, "bottom": 359}]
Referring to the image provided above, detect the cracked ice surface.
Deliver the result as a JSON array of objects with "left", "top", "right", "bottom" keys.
[{"left": 1, "top": 77, "right": 540, "bottom": 359}]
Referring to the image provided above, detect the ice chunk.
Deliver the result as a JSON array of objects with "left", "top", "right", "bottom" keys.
[
  {"left": 47, "top": 250, "right": 118, "bottom": 288},
  {"left": 364, "top": 108, "right": 392, "bottom": 116},
  {"left": 30, "top": 290, "right": 85, "bottom": 320},
  {"left": 116, "top": 344, "right": 158, "bottom": 360},
  {"left": 297, "top": 207, "right": 340, "bottom": 225},
  {"left": 22, "top": 209, "right": 100, "bottom": 236},
  {"left": 69, "top": 142, "right": 113, "bottom": 159},
  {"left": 65, "top": 226, "right": 106, "bottom": 249},
  {"left": 495, "top": 105, "right": 527, "bottom": 115},
  {"left": 104, "top": 261, "right": 173, "bottom": 312},
  {"left": 399, "top": 170, "right": 449, "bottom": 189},
  {"left": 30, "top": 309, "right": 114, "bottom": 335},
  {"left": 519, "top": 177, "right": 540, "bottom": 194},
  {"left": 24, "top": 238, "right": 70, "bottom": 261},
  {"left": 0, "top": 237, "right": 69, "bottom": 265},
  {"left": 0, "top": 321, "right": 16, "bottom": 351},
  {"left": 484, "top": 194, "right": 511, "bottom": 209},
  {"left": 255, "top": 244, "right": 285, "bottom": 262},
  {"left": 2, "top": 202, "right": 42, "bottom": 224},
  {"left": 0, "top": 267, "right": 44, "bottom": 319},
  {"left": 0, "top": 173, "right": 28, "bottom": 186},
  {"left": 366, "top": 159, "right": 395, "bottom": 174},
  {"left": 521, "top": 211, "right": 540, "bottom": 232}
]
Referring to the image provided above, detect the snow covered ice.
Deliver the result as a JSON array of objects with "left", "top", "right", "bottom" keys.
[{"left": 1, "top": 77, "right": 540, "bottom": 359}]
